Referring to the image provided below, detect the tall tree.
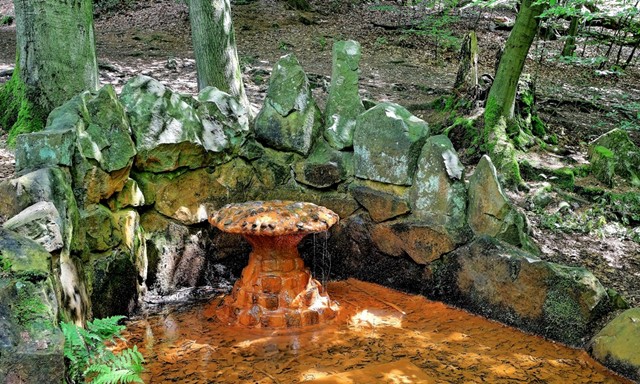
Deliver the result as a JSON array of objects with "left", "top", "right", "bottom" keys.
[
  {"left": 188, "top": 0, "right": 250, "bottom": 110},
  {"left": 483, "top": 0, "right": 546, "bottom": 186},
  {"left": 0, "top": 0, "right": 98, "bottom": 143}
]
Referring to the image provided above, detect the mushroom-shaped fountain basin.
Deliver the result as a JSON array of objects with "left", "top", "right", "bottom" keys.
[{"left": 209, "top": 201, "right": 340, "bottom": 328}]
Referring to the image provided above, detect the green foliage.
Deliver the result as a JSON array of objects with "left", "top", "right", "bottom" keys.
[
  {"left": 540, "top": 206, "right": 608, "bottom": 235},
  {"left": 374, "top": 36, "right": 388, "bottom": 47},
  {"left": 608, "top": 192, "right": 640, "bottom": 225},
  {"left": 0, "top": 15, "right": 14, "bottom": 25},
  {"left": 0, "top": 256, "right": 11, "bottom": 274},
  {"left": 62, "top": 316, "right": 144, "bottom": 384},
  {"left": 315, "top": 35, "right": 328, "bottom": 51}
]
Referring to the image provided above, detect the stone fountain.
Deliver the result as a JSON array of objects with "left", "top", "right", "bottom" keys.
[{"left": 209, "top": 200, "right": 340, "bottom": 328}]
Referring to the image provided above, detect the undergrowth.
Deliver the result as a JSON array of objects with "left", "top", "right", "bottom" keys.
[{"left": 62, "top": 316, "right": 144, "bottom": 384}]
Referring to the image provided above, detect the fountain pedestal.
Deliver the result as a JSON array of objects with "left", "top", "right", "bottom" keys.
[{"left": 209, "top": 201, "right": 339, "bottom": 328}]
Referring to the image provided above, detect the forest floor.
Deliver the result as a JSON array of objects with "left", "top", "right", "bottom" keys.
[{"left": 1, "top": 0, "right": 639, "bottom": 309}]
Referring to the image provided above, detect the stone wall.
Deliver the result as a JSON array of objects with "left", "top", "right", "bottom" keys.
[{"left": 1, "top": 42, "right": 638, "bottom": 381}]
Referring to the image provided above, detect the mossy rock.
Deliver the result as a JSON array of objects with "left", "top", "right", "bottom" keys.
[
  {"left": 590, "top": 308, "right": 640, "bottom": 382},
  {"left": 0, "top": 228, "right": 51, "bottom": 279},
  {"left": 409, "top": 135, "right": 467, "bottom": 239},
  {"left": 85, "top": 249, "right": 138, "bottom": 318},
  {"left": 433, "top": 236, "right": 609, "bottom": 346},
  {"left": 589, "top": 129, "right": 640, "bottom": 187},
  {"left": 353, "top": 102, "right": 430, "bottom": 186},
  {"left": 0, "top": 231, "right": 64, "bottom": 384},
  {"left": 254, "top": 54, "right": 322, "bottom": 156}
]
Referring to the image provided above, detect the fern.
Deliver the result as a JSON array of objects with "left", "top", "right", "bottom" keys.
[{"left": 62, "top": 316, "right": 145, "bottom": 384}]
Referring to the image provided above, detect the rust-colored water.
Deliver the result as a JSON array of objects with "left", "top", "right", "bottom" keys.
[{"left": 121, "top": 279, "right": 631, "bottom": 383}]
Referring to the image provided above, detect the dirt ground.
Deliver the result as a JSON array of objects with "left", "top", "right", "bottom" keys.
[{"left": 1, "top": 0, "right": 639, "bottom": 308}]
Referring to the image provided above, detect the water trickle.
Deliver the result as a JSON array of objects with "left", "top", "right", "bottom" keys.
[{"left": 208, "top": 200, "right": 340, "bottom": 328}]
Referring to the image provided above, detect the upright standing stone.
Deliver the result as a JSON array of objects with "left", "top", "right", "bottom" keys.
[
  {"left": 324, "top": 40, "right": 365, "bottom": 150},
  {"left": 409, "top": 135, "right": 467, "bottom": 238},
  {"left": 353, "top": 102, "right": 429, "bottom": 186},
  {"left": 468, "top": 155, "right": 536, "bottom": 252},
  {"left": 254, "top": 54, "right": 322, "bottom": 156}
]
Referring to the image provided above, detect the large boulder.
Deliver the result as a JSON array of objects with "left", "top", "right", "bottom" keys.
[
  {"left": 409, "top": 135, "right": 467, "bottom": 240},
  {"left": 197, "top": 86, "right": 251, "bottom": 150},
  {"left": 293, "top": 139, "right": 353, "bottom": 188},
  {"left": 3, "top": 201, "right": 63, "bottom": 252},
  {"left": 82, "top": 204, "right": 122, "bottom": 252},
  {"left": 468, "top": 155, "right": 537, "bottom": 253},
  {"left": 590, "top": 308, "right": 640, "bottom": 381},
  {"left": 135, "top": 158, "right": 259, "bottom": 225},
  {"left": 0, "top": 167, "right": 82, "bottom": 252},
  {"left": 324, "top": 40, "right": 365, "bottom": 150},
  {"left": 14, "top": 128, "right": 76, "bottom": 173},
  {"left": 589, "top": 128, "right": 640, "bottom": 187},
  {"left": 353, "top": 102, "right": 429, "bottom": 185},
  {"left": 32, "top": 86, "right": 137, "bottom": 207},
  {"left": 0, "top": 229, "right": 65, "bottom": 384},
  {"left": 350, "top": 180, "right": 410, "bottom": 223},
  {"left": 371, "top": 220, "right": 457, "bottom": 264},
  {"left": 76, "top": 85, "right": 137, "bottom": 173},
  {"left": 254, "top": 54, "right": 322, "bottom": 156},
  {"left": 141, "top": 211, "right": 211, "bottom": 295},
  {"left": 121, "top": 76, "right": 244, "bottom": 173},
  {"left": 84, "top": 208, "right": 145, "bottom": 318},
  {"left": 429, "top": 236, "right": 609, "bottom": 346}
]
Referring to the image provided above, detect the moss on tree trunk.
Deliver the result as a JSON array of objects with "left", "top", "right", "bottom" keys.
[
  {"left": 483, "top": 0, "right": 545, "bottom": 186},
  {"left": 0, "top": 0, "right": 98, "bottom": 144}
]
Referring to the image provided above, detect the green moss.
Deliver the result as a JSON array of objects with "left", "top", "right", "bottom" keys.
[
  {"left": 594, "top": 145, "right": 615, "bottom": 159},
  {"left": 531, "top": 115, "right": 546, "bottom": 137},
  {"left": 0, "top": 15, "right": 14, "bottom": 25},
  {"left": 542, "top": 289, "right": 588, "bottom": 345},
  {"left": 483, "top": 96, "right": 501, "bottom": 138},
  {"left": 552, "top": 167, "right": 575, "bottom": 190},
  {"left": 0, "top": 73, "right": 47, "bottom": 146},
  {"left": 13, "top": 281, "right": 55, "bottom": 331}
]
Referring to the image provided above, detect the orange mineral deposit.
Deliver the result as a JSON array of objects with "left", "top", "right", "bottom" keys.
[{"left": 209, "top": 200, "right": 340, "bottom": 328}]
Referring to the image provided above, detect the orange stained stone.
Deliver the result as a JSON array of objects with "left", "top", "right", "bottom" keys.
[{"left": 209, "top": 201, "right": 340, "bottom": 329}]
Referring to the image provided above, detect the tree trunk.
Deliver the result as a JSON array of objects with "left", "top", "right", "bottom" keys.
[
  {"left": 0, "top": 0, "right": 98, "bottom": 142},
  {"left": 188, "top": 0, "right": 250, "bottom": 110},
  {"left": 561, "top": 16, "right": 579, "bottom": 57},
  {"left": 453, "top": 31, "right": 479, "bottom": 97},
  {"left": 483, "top": 0, "right": 545, "bottom": 186},
  {"left": 485, "top": 0, "right": 544, "bottom": 129}
]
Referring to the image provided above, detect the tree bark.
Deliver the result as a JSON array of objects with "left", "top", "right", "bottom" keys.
[
  {"left": 453, "top": 31, "right": 479, "bottom": 97},
  {"left": 483, "top": 0, "right": 545, "bottom": 186},
  {"left": 561, "top": 16, "right": 579, "bottom": 57},
  {"left": 485, "top": 0, "right": 544, "bottom": 129},
  {"left": 0, "top": 0, "right": 98, "bottom": 143},
  {"left": 13, "top": 0, "right": 98, "bottom": 113},
  {"left": 188, "top": 0, "right": 250, "bottom": 110}
]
